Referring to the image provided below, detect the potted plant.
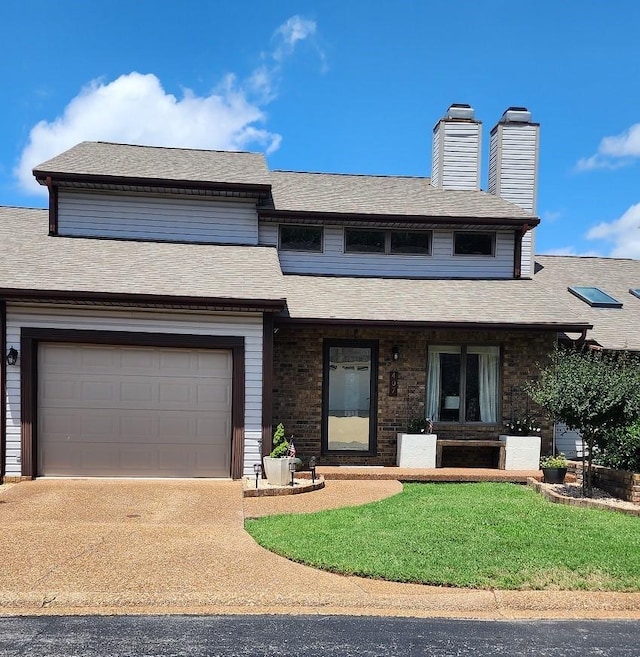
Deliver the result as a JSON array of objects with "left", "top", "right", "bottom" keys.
[
  {"left": 499, "top": 414, "right": 542, "bottom": 470},
  {"left": 540, "top": 452, "right": 568, "bottom": 484},
  {"left": 397, "top": 417, "right": 437, "bottom": 468},
  {"left": 262, "top": 423, "right": 296, "bottom": 486}
]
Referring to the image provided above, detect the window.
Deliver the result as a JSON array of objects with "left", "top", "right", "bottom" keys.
[
  {"left": 568, "top": 286, "right": 622, "bottom": 308},
  {"left": 344, "top": 228, "right": 432, "bottom": 255},
  {"left": 279, "top": 225, "right": 323, "bottom": 252},
  {"left": 454, "top": 232, "right": 495, "bottom": 256},
  {"left": 390, "top": 230, "right": 431, "bottom": 255},
  {"left": 344, "top": 229, "right": 386, "bottom": 253},
  {"left": 426, "top": 345, "right": 499, "bottom": 423},
  {"left": 630, "top": 289, "right": 640, "bottom": 300}
]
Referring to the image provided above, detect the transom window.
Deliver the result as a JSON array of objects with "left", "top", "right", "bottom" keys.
[
  {"left": 344, "top": 228, "right": 432, "bottom": 255},
  {"left": 453, "top": 232, "right": 495, "bottom": 256},
  {"left": 279, "top": 225, "right": 323, "bottom": 252},
  {"left": 426, "top": 345, "right": 500, "bottom": 423}
]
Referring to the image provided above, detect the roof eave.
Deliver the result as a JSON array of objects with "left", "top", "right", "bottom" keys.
[
  {"left": 34, "top": 171, "right": 272, "bottom": 197},
  {"left": 259, "top": 209, "right": 540, "bottom": 228},
  {"left": 275, "top": 317, "right": 591, "bottom": 332},
  {"left": 0, "top": 288, "right": 286, "bottom": 313}
]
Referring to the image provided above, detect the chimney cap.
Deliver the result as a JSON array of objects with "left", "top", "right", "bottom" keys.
[
  {"left": 445, "top": 103, "right": 475, "bottom": 120},
  {"left": 500, "top": 107, "right": 532, "bottom": 123}
]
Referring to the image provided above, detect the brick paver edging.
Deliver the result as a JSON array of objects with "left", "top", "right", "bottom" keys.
[{"left": 527, "top": 477, "right": 640, "bottom": 517}]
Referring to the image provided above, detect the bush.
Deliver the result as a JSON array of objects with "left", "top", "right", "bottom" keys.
[
  {"left": 269, "top": 422, "right": 290, "bottom": 458},
  {"left": 596, "top": 422, "right": 640, "bottom": 473}
]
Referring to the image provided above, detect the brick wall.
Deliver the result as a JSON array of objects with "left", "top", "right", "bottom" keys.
[
  {"left": 272, "top": 325, "right": 554, "bottom": 466},
  {"left": 569, "top": 461, "right": 640, "bottom": 503}
]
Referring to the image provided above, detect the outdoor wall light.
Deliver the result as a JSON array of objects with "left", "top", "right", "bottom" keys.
[
  {"left": 392, "top": 345, "right": 399, "bottom": 361},
  {"left": 288, "top": 460, "right": 296, "bottom": 487},
  {"left": 309, "top": 456, "right": 317, "bottom": 484},
  {"left": 253, "top": 462, "right": 262, "bottom": 489},
  {"left": 6, "top": 347, "right": 18, "bottom": 366}
]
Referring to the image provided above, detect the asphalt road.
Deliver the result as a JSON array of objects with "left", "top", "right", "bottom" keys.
[{"left": 2, "top": 615, "right": 640, "bottom": 656}]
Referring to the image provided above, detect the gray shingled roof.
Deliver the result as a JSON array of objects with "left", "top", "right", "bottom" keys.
[
  {"left": 267, "top": 170, "right": 533, "bottom": 219},
  {"left": 280, "top": 273, "right": 590, "bottom": 330},
  {"left": 34, "top": 142, "right": 271, "bottom": 186},
  {"left": 0, "top": 207, "right": 284, "bottom": 304},
  {"left": 535, "top": 255, "right": 640, "bottom": 350}
]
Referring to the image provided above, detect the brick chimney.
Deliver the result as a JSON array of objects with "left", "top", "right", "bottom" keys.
[
  {"left": 431, "top": 104, "right": 482, "bottom": 191},
  {"left": 488, "top": 107, "right": 540, "bottom": 278}
]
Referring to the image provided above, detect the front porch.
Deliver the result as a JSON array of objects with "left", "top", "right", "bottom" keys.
[{"left": 304, "top": 466, "right": 545, "bottom": 483}]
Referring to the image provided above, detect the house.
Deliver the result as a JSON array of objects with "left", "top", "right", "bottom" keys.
[{"left": 0, "top": 104, "right": 601, "bottom": 481}]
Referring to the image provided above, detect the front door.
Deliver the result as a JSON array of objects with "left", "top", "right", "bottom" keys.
[{"left": 322, "top": 340, "right": 378, "bottom": 455}]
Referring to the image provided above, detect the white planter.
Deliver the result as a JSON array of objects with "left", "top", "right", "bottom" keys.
[
  {"left": 263, "top": 456, "right": 295, "bottom": 486},
  {"left": 499, "top": 434, "right": 541, "bottom": 470},
  {"left": 396, "top": 433, "right": 437, "bottom": 468}
]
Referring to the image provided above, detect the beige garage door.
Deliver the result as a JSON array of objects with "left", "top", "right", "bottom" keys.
[{"left": 38, "top": 343, "right": 232, "bottom": 477}]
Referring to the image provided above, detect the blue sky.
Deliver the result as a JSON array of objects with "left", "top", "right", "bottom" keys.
[{"left": 2, "top": 1, "right": 640, "bottom": 257}]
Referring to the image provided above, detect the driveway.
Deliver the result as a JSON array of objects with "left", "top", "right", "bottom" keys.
[{"left": 1, "top": 479, "right": 639, "bottom": 618}]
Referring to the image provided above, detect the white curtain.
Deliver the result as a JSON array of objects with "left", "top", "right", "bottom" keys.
[
  {"left": 425, "top": 350, "right": 441, "bottom": 421},
  {"left": 476, "top": 347, "right": 499, "bottom": 423}
]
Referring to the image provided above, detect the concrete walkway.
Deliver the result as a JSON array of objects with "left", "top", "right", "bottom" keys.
[{"left": 0, "top": 479, "right": 639, "bottom": 619}]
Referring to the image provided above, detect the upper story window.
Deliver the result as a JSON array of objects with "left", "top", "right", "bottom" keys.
[
  {"left": 454, "top": 231, "right": 495, "bottom": 256},
  {"left": 279, "top": 225, "right": 323, "bottom": 252},
  {"left": 345, "top": 228, "right": 432, "bottom": 255}
]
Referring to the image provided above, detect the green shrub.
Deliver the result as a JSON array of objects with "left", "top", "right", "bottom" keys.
[
  {"left": 269, "top": 422, "right": 290, "bottom": 458},
  {"left": 596, "top": 422, "right": 640, "bottom": 473}
]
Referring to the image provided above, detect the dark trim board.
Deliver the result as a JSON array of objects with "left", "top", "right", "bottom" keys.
[
  {"left": 261, "top": 314, "right": 274, "bottom": 458},
  {"left": 19, "top": 329, "right": 246, "bottom": 480},
  {"left": 0, "top": 301, "right": 5, "bottom": 480}
]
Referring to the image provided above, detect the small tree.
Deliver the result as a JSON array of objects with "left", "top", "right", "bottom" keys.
[{"left": 527, "top": 344, "right": 640, "bottom": 496}]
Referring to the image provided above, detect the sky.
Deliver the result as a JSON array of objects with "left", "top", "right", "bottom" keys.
[{"left": 2, "top": 0, "right": 640, "bottom": 258}]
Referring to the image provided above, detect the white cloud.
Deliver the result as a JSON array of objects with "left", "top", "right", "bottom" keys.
[
  {"left": 541, "top": 209, "right": 562, "bottom": 223},
  {"left": 586, "top": 202, "right": 640, "bottom": 258},
  {"left": 540, "top": 246, "right": 601, "bottom": 257},
  {"left": 575, "top": 122, "right": 640, "bottom": 171},
  {"left": 15, "top": 15, "right": 320, "bottom": 197}
]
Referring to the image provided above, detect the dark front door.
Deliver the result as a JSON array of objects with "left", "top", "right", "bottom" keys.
[{"left": 322, "top": 340, "right": 378, "bottom": 455}]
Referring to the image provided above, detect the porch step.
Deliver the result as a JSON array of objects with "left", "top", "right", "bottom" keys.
[{"left": 300, "top": 467, "right": 545, "bottom": 484}]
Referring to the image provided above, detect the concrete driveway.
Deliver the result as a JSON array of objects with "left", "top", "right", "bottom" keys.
[{"left": 1, "top": 479, "right": 639, "bottom": 618}]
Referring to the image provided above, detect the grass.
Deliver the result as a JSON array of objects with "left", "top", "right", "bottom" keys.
[{"left": 245, "top": 482, "right": 640, "bottom": 591}]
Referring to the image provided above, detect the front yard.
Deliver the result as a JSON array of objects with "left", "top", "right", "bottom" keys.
[{"left": 245, "top": 482, "right": 640, "bottom": 591}]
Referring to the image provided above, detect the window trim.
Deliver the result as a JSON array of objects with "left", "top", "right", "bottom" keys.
[
  {"left": 568, "top": 286, "right": 622, "bottom": 308},
  {"left": 343, "top": 228, "right": 432, "bottom": 256},
  {"left": 426, "top": 343, "right": 502, "bottom": 426},
  {"left": 453, "top": 231, "right": 496, "bottom": 257},
  {"left": 278, "top": 224, "right": 324, "bottom": 253}
]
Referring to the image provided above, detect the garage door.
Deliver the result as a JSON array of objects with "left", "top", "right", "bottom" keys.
[{"left": 37, "top": 343, "right": 232, "bottom": 477}]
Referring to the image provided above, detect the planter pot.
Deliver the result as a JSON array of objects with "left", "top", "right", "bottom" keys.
[
  {"left": 499, "top": 434, "right": 541, "bottom": 471},
  {"left": 542, "top": 467, "right": 568, "bottom": 484},
  {"left": 263, "top": 456, "right": 295, "bottom": 486},
  {"left": 396, "top": 433, "right": 437, "bottom": 468}
]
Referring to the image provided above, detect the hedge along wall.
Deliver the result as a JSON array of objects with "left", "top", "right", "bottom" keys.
[{"left": 569, "top": 461, "right": 640, "bottom": 503}]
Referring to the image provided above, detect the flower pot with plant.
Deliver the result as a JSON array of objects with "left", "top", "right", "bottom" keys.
[
  {"left": 499, "top": 415, "right": 542, "bottom": 470},
  {"left": 397, "top": 417, "right": 437, "bottom": 468},
  {"left": 540, "top": 452, "right": 568, "bottom": 484},
  {"left": 263, "top": 423, "right": 296, "bottom": 486}
]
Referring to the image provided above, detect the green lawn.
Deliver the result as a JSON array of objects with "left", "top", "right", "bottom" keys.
[{"left": 245, "top": 482, "right": 640, "bottom": 591}]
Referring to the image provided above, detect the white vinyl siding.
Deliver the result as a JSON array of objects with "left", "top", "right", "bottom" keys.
[
  {"left": 57, "top": 190, "right": 259, "bottom": 244},
  {"left": 431, "top": 120, "right": 481, "bottom": 191},
  {"left": 4, "top": 305, "right": 264, "bottom": 477},
  {"left": 260, "top": 224, "right": 514, "bottom": 277}
]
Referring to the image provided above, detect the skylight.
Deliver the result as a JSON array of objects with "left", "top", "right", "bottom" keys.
[
  {"left": 629, "top": 289, "right": 640, "bottom": 300},
  {"left": 568, "top": 286, "right": 622, "bottom": 308}
]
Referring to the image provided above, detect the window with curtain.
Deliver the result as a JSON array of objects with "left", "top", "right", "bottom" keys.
[{"left": 426, "top": 345, "right": 499, "bottom": 423}]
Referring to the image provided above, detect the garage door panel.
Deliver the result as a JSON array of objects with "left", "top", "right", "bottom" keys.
[{"left": 38, "top": 344, "right": 233, "bottom": 477}]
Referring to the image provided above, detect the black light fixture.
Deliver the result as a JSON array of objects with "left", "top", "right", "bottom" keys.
[
  {"left": 288, "top": 460, "right": 296, "bottom": 487},
  {"left": 6, "top": 347, "right": 18, "bottom": 366},
  {"left": 253, "top": 462, "right": 262, "bottom": 489},
  {"left": 309, "top": 456, "right": 317, "bottom": 484},
  {"left": 392, "top": 345, "right": 399, "bottom": 361}
]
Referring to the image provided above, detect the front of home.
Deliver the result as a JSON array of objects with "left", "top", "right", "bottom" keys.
[{"left": 1, "top": 104, "right": 603, "bottom": 481}]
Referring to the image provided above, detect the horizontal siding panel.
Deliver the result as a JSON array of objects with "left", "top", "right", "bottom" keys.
[
  {"left": 4, "top": 305, "right": 264, "bottom": 477},
  {"left": 266, "top": 226, "right": 514, "bottom": 278},
  {"left": 58, "top": 191, "right": 259, "bottom": 244}
]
